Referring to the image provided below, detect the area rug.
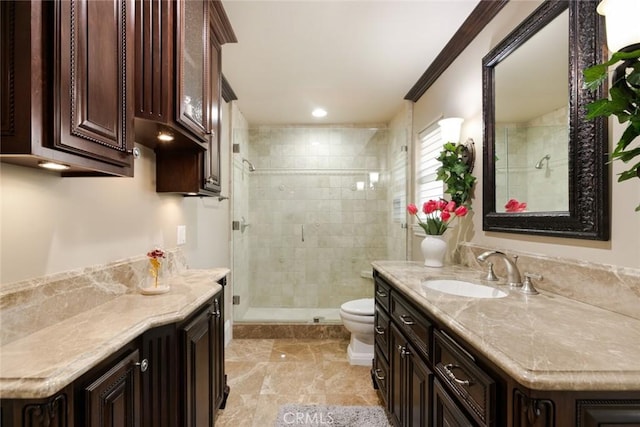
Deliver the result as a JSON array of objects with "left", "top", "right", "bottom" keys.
[{"left": 274, "top": 404, "right": 391, "bottom": 427}]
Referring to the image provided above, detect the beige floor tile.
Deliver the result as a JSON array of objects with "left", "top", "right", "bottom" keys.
[
  {"left": 218, "top": 338, "right": 386, "bottom": 427},
  {"left": 225, "top": 338, "right": 274, "bottom": 362}
]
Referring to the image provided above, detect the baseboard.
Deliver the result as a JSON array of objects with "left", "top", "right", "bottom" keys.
[{"left": 224, "top": 319, "right": 232, "bottom": 347}]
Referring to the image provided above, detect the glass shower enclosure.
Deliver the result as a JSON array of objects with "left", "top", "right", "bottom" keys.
[{"left": 231, "top": 126, "right": 407, "bottom": 324}]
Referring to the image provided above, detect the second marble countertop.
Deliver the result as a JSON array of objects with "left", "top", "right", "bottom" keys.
[{"left": 372, "top": 261, "right": 640, "bottom": 392}]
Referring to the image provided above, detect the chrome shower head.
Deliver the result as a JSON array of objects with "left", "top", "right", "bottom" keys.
[
  {"left": 242, "top": 158, "right": 256, "bottom": 172},
  {"left": 535, "top": 154, "right": 550, "bottom": 169}
]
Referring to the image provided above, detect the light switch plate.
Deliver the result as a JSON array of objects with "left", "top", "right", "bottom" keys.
[{"left": 177, "top": 225, "right": 186, "bottom": 245}]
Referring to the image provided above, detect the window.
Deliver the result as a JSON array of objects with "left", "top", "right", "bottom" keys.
[
  {"left": 416, "top": 124, "right": 444, "bottom": 204},
  {"left": 413, "top": 125, "right": 445, "bottom": 235}
]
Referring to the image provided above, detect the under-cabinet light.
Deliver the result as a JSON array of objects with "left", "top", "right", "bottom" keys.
[
  {"left": 157, "top": 131, "right": 175, "bottom": 142},
  {"left": 38, "top": 161, "right": 70, "bottom": 171}
]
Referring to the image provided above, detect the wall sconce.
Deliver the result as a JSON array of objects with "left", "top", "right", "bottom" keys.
[
  {"left": 369, "top": 171, "right": 379, "bottom": 190},
  {"left": 437, "top": 117, "right": 463, "bottom": 143},
  {"left": 597, "top": 0, "right": 640, "bottom": 53}
]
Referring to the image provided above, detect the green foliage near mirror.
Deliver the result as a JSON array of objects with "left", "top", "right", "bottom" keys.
[
  {"left": 584, "top": 48, "right": 640, "bottom": 211},
  {"left": 436, "top": 142, "right": 476, "bottom": 206}
]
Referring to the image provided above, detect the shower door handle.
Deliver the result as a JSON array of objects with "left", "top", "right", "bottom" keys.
[{"left": 301, "top": 225, "right": 304, "bottom": 242}]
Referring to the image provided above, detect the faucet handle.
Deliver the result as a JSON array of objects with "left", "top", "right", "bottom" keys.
[
  {"left": 484, "top": 262, "right": 499, "bottom": 281},
  {"left": 512, "top": 255, "right": 519, "bottom": 265},
  {"left": 521, "top": 272, "right": 542, "bottom": 295}
]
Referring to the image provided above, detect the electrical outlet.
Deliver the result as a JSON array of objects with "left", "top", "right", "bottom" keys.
[{"left": 177, "top": 225, "right": 186, "bottom": 245}]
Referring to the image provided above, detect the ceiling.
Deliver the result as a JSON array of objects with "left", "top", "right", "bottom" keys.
[{"left": 221, "top": 0, "right": 481, "bottom": 126}]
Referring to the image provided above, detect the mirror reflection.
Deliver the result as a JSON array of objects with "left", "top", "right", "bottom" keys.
[{"left": 494, "top": 10, "right": 568, "bottom": 213}]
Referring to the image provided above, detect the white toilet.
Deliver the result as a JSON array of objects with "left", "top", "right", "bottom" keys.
[{"left": 339, "top": 298, "right": 375, "bottom": 366}]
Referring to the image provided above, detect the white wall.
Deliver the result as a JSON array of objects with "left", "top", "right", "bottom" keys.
[
  {"left": 412, "top": 0, "right": 640, "bottom": 269},
  {"left": 0, "top": 104, "right": 234, "bottom": 285}
]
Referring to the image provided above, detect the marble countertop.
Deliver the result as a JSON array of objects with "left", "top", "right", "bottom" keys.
[
  {"left": 0, "top": 268, "right": 229, "bottom": 399},
  {"left": 372, "top": 261, "right": 640, "bottom": 392}
]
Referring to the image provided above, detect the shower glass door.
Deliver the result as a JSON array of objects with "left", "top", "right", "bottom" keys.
[{"left": 231, "top": 126, "right": 407, "bottom": 323}]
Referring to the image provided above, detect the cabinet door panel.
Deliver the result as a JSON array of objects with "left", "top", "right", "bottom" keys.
[
  {"left": 56, "top": 0, "right": 133, "bottom": 166},
  {"left": 84, "top": 349, "right": 140, "bottom": 427},
  {"left": 141, "top": 325, "right": 178, "bottom": 427},
  {"left": 182, "top": 308, "right": 213, "bottom": 427},
  {"left": 407, "top": 347, "right": 432, "bottom": 427},
  {"left": 434, "top": 379, "right": 473, "bottom": 427}
]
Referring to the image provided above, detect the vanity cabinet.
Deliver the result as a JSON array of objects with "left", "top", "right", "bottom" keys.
[
  {"left": 0, "top": 0, "right": 135, "bottom": 177},
  {"left": 372, "top": 268, "right": 640, "bottom": 427},
  {"left": 134, "top": 0, "right": 235, "bottom": 196},
  {"left": 0, "top": 281, "right": 229, "bottom": 427}
]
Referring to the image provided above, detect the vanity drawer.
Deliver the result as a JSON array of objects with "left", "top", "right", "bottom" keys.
[
  {"left": 433, "top": 330, "right": 496, "bottom": 427},
  {"left": 372, "top": 346, "right": 389, "bottom": 407},
  {"left": 374, "top": 275, "right": 391, "bottom": 313},
  {"left": 390, "top": 293, "right": 431, "bottom": 361},
  {"left": 374, "top": 305, "right": 390, "bottom": 361}
]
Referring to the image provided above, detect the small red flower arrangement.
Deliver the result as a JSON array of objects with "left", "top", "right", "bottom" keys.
[{"left": 407, "top": 199, "right": 469, "bottom": 235}]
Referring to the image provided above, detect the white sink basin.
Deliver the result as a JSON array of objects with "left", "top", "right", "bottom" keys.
[{"left": 422, "top": 279, "right": 507, "bottom": 299}]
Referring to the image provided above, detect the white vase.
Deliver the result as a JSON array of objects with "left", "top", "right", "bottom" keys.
[{"left": 421, "top": 235, "right": 447, "bottom": 267}]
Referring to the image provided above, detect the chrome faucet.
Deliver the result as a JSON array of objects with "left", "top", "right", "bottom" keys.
[{"left": 477, "top": 250, "right": 522, "bottom": 288}]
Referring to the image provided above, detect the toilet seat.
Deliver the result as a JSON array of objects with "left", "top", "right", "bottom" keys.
[{"left": 340, "top": 298, "right": 374, "bottom": 316}]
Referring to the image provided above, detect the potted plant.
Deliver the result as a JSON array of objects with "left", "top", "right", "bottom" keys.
[
  {"left": 584, "top": 47, "right": 640, "bottom": 211},
  {"left": 435, "top": 142, "right": 476, "bottom": 206}
]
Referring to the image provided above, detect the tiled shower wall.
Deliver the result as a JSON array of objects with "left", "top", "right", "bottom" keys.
[
  {"left": 495, "top": 106, "right": 568, "bottom": 212},
  {"left": 246, "top": 127, "right": 389, "bottom": 309}
]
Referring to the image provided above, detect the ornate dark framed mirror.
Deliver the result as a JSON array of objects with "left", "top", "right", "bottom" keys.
[{"left": 482, "top": 0, "right": 610, "bottom": 240}]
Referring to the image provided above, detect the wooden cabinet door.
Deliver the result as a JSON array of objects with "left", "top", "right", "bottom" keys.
[
  {"left": 210, "top": 292, "right": 226, "bottom": 412},
  {"left": 176, "top": 0, "right": 210, "bottom": 141},
  {"left": 141, "top": 325, "right": 178, "bottom": 427},
  {"left": 55, "top": 0, "right": 134, "bottom": 168},
  {"left": 182, "top": 307, "right": 213, "bottom": 427},
  {"left": 84, "top": 349, "right": 141, "bottom": 427},
  {"left": 202, "top": 36, "right": 222, "bottom": 193},
  {"left": 406, "top": 344, "right": 432, "bottom": 427},
  {"left": 389, "top": 322, "right": 405, "bottom": 426}
]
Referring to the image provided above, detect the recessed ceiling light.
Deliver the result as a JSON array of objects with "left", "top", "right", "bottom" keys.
[
  {"left": 312, "top": 108, "right": 327, "bottom": 118},
  {"left": 38, "top": 161, "right": 70, "bottom": 171}
]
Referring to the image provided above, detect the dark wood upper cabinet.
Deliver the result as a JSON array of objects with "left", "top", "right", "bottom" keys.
[
  {"left": 134, "top": 0, "right": 235, "bottom": 150},
  {"left": 0, "top": 0, "right": 135, "bottom": 177},
  {"left": 134, "top": 0, "right": 235, "bottom": 196}
]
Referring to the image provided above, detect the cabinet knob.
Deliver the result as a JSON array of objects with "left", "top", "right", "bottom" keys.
[
  {"left": 208, "top": 299, "right": 221, "bottom": 318},
  {"left": 135, "top": 359, "right": 149, "bottom": 372},
  {"left": 397, "top": 345, "right": 411, "bottom": 357}
]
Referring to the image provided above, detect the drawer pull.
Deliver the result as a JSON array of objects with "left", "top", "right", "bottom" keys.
[
  {"left": 375, "top": 326, "right": 385, "bottom": 335},
  {"left": 376, "top": 290, "right": 387, "bottom": 298},
  {"left": 397, "top": 345, "right": 411, "bottom": 357},
  {"left": 399, "top": 315, "right": 415, "bottom": 326},
  {"left": 373, "top": 369, "right": 385, "bottom": 381},
  {"left": 443, "top": 363, "right": 473, "bottom": 387}
]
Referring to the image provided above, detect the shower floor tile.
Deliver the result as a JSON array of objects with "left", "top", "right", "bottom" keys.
[{"left": 216, "top": 338, "right": 382, "bottom": 427}]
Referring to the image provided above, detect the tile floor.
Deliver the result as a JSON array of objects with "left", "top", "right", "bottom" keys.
[{"left": 215, "top": 338, "right": 384, "bottom": 427}]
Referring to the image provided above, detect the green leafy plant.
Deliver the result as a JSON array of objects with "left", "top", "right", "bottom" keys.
[
  {"left": 584, "top": 48, "right": 640, "bottom": 211},
  {"left": 435, "top": 142, "right": 476, "bottom": 206}
]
